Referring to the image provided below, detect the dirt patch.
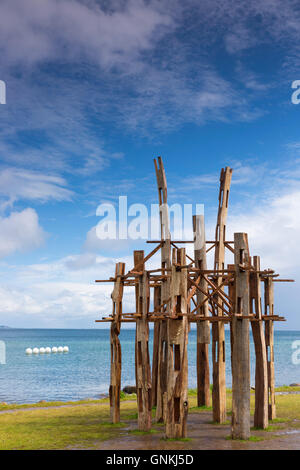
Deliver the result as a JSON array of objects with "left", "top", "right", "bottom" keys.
[{"left": 83, "top": 412, "right": 300, "bottom": 450}]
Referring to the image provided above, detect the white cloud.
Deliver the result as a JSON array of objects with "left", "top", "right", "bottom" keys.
[
  {"left": 0, "top": 0, "right": 172, "bottom": 69},
  {"left": 227, "top": 190, "right": 300, "bottom": 272},
  {"left": 0, "top": 208, "right": 46, "bottom": 258},
  {"left": 0, "top": 168, "right": 72, "bottom": 207}
]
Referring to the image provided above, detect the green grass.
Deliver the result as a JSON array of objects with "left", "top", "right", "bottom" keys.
[
  {"left": 275, "top": 385, "right": 300, "bottom": 392},
  {"left": 208, "top": 420, "right": 230, "bottom": 425},
  {"left": 226, "top": 435, "right": 264, "bottom": 442},
  {"left": 0, "top": 386, "right": 299, "bottom": 449},
  {"left": 129, "top": 429, "right": 158, "bottom": 436}
]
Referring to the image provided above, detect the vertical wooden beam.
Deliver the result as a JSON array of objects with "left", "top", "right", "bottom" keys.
[
  {"left": 227, "top": 263, "right": 235, "bottom": 375},
  {"left": 166, "top": 248, "right": 189, "bottom": 439},
  {"left": 264, "top": 275, "right": 276, "bottom": 420},
  {"left": 212, "top": 166, "right": 232, "bottom": 423},
  {"left": 193, "top": 215, "right": 210, "bottom": 407},
  {"left": 109, "top": 262, "right": 125, "bottom": 423},
  {"left": 154, "top": 156, "right": 171, "bottom": 423},
  {"left": 231, "top": 233, "right": 250, "bottom": 440},
  {"left": 134, "top": 250, "right": 152, "bottom": 431},
  {"left": 151, "top": 286, "right": 161, "bottom": 406},
  {"left": 250, "top": 256, "right": 268, "bottom": 429}
]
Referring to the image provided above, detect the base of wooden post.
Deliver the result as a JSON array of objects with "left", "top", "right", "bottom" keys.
[{"left": 197, "top": 343, "right": 210, "bottom": 407}]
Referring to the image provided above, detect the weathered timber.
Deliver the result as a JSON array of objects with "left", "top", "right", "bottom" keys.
[
  {"left": 134, "top": 250, "right": 152, "bottom": 431},
  {"left": 166, "top": 248, "right": 189, "bottom": 439},
  {"left": 250, "top": 256, "right": 268, "bottom": 429},
  {"left": 109, "top": 262, "right": 125, "bottom": 423},
  {"left": 152, "top": 285, "right": 161, "bottom": 406},
  {"left": 231, "top": 233, "right": 251, "bottom": 440},
  {"left": 264, "top": 275, "right": 276, "bottom": 420},
  {"left": 95, "top": 157, "right": 292, "bottom": 443},
  {"left": 193, "top": 215, "right": 210, "bottom": 407},
  {"left": 154, "top": 156, "right": 171, "bottom": 423},
  {"left": 227, "top": 264, "right": 235, "bottom": 375},
  {"left": 212, "top": 166, "right": 232, "bottom": 423}
]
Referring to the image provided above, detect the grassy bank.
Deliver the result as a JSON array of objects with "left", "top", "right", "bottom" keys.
[{"left": 0, "top": 387, "right": 299, "bottom": 450}]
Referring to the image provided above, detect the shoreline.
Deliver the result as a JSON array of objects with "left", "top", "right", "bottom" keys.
[{"left": 1, "top": 385, "right": 300, "bottom": 409}]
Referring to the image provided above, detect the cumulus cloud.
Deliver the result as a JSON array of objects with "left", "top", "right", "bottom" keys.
[{"left": 0, "top": 208, "right": 46, "bottom": 258}]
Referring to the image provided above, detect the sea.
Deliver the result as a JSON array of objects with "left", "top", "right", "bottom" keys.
[{"left": 0, "top": 328, "right": 299, "bottom": 404}]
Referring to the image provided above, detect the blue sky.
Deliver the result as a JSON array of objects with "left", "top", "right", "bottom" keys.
[{"left": 0, "top": 0, "right": 299, "bottom": 328}]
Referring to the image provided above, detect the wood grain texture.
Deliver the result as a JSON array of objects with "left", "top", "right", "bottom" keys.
[
  {"left": 134, "top": 250, "right": 152, "bottom": 431},
  {"left": 212, "top": 167, "right": 232, "bottom": 423},
  {"left": 264, "top": 275, "right": 276, "bottom": 420},
  {"left": 250, "top": 256, "right": 268, "bottom": 429},
  {"left": 231, "top": 233, "right": 250, "bottom": 440},
  {"left": 166, "top": 248, "right": 189, "bottom": 439},
  {"left": 154, "top": 157, "right": 171, "bottom": 423},
  {"left": 109, "top": 262, "right": 125, "bottom": 423},
  {"left": 193, "top": 215, "right": 210, "bottom": 407}
]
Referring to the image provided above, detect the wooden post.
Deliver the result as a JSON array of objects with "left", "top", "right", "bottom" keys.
[
  {"left": 250, "top": 256, "right": 268, "bottom": 429},
  {"left": 165, "top": 248, "right": 189, "bottom": 439},
  {"left": 152, "top": 286, "right": 161, "bottom": 406},
  {"left": 264, "top": 275, "right": 276, "bottom": 420},
  {"left": 154, "top": 157, "right": 171, "bottom": 423},
  {"left": 193, "top": 215, "right": 210, "bottom": 407},
  {"left": 109, "top": 262, "right": 125, "bottom": 423},
  {"left": 231, "top": 233, "right": 250, "bottom": 440},
  {"left": 134, "top": 250, "right": 152, "bottom": 431},
  {"left": 212, "top": 167, "right": 232, "bottom": 423},
  {"left": 227, "top": 263, "right": 235, "bottom": 375}
]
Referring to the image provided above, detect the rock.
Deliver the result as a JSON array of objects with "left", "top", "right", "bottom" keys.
[
  {"left": 289, "top": 383, "right": 300, "bottom": 387},
  {"left": 38, "top": 400, "right": 47, "bottom": 404},
  {"left": 122, "top": 385, "right": 137, "bottom": 394}
]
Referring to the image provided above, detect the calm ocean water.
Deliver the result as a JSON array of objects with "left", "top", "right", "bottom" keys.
[{"left": 0, "top": 328, "right": 299, "bottom": 404}]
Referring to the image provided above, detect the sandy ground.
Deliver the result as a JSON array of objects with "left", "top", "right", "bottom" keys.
[{"left": 92, "top": 412, "right": 300, "bottom": 450}]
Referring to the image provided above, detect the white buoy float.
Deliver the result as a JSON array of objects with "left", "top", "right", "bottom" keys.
[{"left": 26, "top": 346, "right": 70, "bottom": 355}]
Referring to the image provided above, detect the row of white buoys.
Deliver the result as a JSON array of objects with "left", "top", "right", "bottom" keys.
[{"left": 26, "top": 346, "right": 69, "bottom": 354}]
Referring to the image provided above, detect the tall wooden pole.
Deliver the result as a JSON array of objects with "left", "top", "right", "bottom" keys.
[
  {"left": 154, "top": 157, "right": 171, "bottom": 422},
  {"left": 264, "top": 275, "right": 276, "bottom": 420},
  {"left": 109, "top": 262, "right": 125, "bottom": 423},
  {"left": 165, "top": 248, "right": 189, "bottom": 439},
  {"left": 250, "top": 256, "right": 268, "bottom": 429},
  {"left": 151, "top": 286, "right": 161, "bottom": 407},
  {"left": 193, "top": 215, "right": 210, "bottom": 407},
  {"left": 212, "top": 167, "right": 232, "bottom": 423},
  {"left": 134, "top": 250, "right": 152, "bottom": 431},
  {"left": 231, "top": 233, "right": 251, "bottom": 440},
  {"left": 227, "top": 263, "right": 235, "bottom": 375}
]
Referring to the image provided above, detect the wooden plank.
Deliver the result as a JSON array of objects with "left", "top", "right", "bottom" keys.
[
  {"left": 250, "top": 256, "right": 268, "bottom": 429},
  {"left": 231, "top": 233, "right": 250, "bottom": 440},
  {"left": 109, "top": 262, "right": 125, "bottom": 423},
  {"left": 212, "top": 167, "right": 232, "bottom": 424},
  {"left": 193, "top": 215, "right": 210, "bottom": 407},
  {"left": 165, "top": 248, "right": 189, "bottom": 439}
]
